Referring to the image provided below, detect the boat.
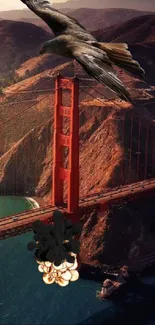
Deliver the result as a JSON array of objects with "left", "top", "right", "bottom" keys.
[
  {"left": 96, "top": 278, "right": 124, "bottom": 299},
  {"left": 96, "top": 265, "right": 129, "bottom": 300}
]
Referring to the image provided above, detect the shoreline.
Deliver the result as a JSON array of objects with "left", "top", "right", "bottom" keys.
[
  {"left": 31, "top": 196, "right": 48, "bottom": 208},
  {"left": 24, "top": 197, "right": 40, "bottom": 209}
]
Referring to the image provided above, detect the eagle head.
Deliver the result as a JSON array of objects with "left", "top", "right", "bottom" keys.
[
  {"left": 40, "top": 43, "right": 48, "bottom": 55},
  {"left": 39, "top": 39, "right": 59, "bottom": 55}
]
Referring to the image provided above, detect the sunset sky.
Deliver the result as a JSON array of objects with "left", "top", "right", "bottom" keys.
[{"left": 0, "top": 0, "right": 64, "bottom": 10}]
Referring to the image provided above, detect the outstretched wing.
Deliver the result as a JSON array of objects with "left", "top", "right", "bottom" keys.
[
  {"left": 20, "top": 0, "right": 88, "bottom": 36},
  {"left": 72, "top": 45, "right": 133, "bottom": 103}
]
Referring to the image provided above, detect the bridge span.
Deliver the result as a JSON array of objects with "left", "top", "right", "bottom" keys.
[{"left": 1, "top": 179, "right": 155, "bottom": 240}]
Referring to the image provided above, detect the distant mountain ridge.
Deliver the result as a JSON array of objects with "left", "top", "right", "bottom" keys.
[
  {"left": 93, "top": 14, "right": 155, "bottom": 45},
  {"left": 52, "top": 0, "right": 155, "bottom": 11},
  {"left": 0, "top": 8, "right": 153, "bottom": 32},
  {"left": 66, "top": 8, "right": 154, "bottom": 30},
  {"left": 0, "top": 20, "right": 50, "bottom": 86}
]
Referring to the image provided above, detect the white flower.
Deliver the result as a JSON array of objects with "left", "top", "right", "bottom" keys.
[{"left": 38, "top": 253, "right": 80, "bottom": 286}]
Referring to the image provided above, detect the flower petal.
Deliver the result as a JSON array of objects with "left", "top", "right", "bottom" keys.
[
  {"left": 70, "top": 252, "right": 77, "bottom": 257},
  {"left": 70, "top": 270, "right": 79, "bottom": 282},
  {"left": 45, "top": 261, "right": 52, "bottom": 267},
  {"left": 61, "top": 270, "right": 71, "bottom": 281},
  {"left": 43, "top": 274, "right": 55, "bottom": 284},
  {"left": 57, "top": 277, "right": 69, "bottom": 287},
  {"left": 69, "top": 259, "right": 78, "bottom": 270},
  {"left": 66, "top": 261, "right": 74, "bottom": 268},
  {"left": 51, "top": 271, "right": 58, "bottom": 278},
  {"left": 61, "top": 262, "right": 67, "bottom": 272},
  {"left": 57, "top": 271, "right": 62, "bottom": 277},
  {"left": 38, "top": 264, "right": 44, "bottom": 273},
  {"left": 43, "top": 266, "right": 50, "bottom": 273},
  {"left": 36, "top": 259, "right": 44, "bottom": 265}
]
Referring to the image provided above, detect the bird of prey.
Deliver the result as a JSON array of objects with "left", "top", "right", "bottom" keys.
[{"left": 21, "top": 0, "right": 145, "bottom": 103}]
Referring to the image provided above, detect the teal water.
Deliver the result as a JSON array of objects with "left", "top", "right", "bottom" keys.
[
  {"left": 0, "top": 197, "right": 114, "bottom": 325},
  {"left": 0, "top": 196, "right": 39, "bottom": 218}
]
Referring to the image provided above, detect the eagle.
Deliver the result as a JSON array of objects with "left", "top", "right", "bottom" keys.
[{"left": 20, "top": 0, "right": 145, "bottom": 103}]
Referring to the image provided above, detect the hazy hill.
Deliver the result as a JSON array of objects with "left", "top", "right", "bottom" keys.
[
  {"left": 0, "top": 61, "right": 75, "bottom": 155},
  {"left": 0, "top": 8, "right": 70, "bottom": 20},
  {"left": 15, "top": 54, "right": 68, "bottom": 79},
  {"left": 53, "top": 0, "right": 155, "bottom": 11},
  {"left": 0, "top": 20, "right": 50, "bottom": 86},
  {"left": 65, "top": 8, "right": 153, "bottom": 30},
  {"left": 94, "top": 14, "right": 155, "bottom": 43},
  {"left": 0, "top": 8, "right": 71, "bottom": 31},
  {"left": 0, "top": 8, "right": 153, "bottom": 32}
]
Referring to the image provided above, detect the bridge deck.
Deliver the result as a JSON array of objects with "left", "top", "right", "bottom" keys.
[
  {"left": 79, "top": 178, "right": 155, "bottom": 206},
  {"left": 0, "top": 179, "right": 155, "bottom": 239}
]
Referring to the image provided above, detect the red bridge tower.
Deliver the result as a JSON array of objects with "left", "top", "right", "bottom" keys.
[{"left": 52, "top": 75, "right": 79, "bottom": 213}]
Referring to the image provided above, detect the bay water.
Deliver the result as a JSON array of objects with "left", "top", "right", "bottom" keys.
[{"left": 0, "top": 196, "right": 114, "bottom": 325}]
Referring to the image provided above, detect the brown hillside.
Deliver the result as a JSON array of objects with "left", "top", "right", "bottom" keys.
[
  {"left": 0, "top": 52, "right": 153, "bottom": 157},
  {"left": 0, "top": 120, "right": 52, "bottom": 196},
  {"left": 0, "top": 9, "right": 71, "bottom": 31},
  {"left": 79, "top": 197, "right": 155, "bottom": 271},
  {"left": 68, "top": 8, "right": 153, "bottom": 31},
  {"left": 0, "top": 58, "right": 139, "bottom": 156},
  {"left": 0, "top": 11, "right": 48, "bottom": 30},
  {"left": 15, "top": 54, "right": 68, "bottom": 79},
  {"left": 94, "top": 14, "right": 155, "bottom": 44},
  {"left": 0, "top": 61, "right": 73, "bottom": 155},
  {"left": 0, "top": 20, "right": 50, "bottom": 86}
]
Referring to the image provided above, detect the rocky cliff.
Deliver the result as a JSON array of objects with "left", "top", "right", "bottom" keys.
[{"left": 79, "top": 198, "right": 155, "bottom": 273}]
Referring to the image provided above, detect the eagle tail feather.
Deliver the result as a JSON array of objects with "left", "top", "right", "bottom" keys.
[{"left": 97, "top": 42, "right": 145, "bottom": 81}]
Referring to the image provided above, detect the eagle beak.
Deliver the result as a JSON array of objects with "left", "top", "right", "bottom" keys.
[{"left": 39, "top": 47, "right": 45, "bottom": 55}]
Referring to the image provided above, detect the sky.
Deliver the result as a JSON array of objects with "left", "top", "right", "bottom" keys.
[
  {"left": 0, "top": 0, "right": 64, "bottom": 11},
  {"left": 0, "top": 0, "right": 154, "bottom": 11}
]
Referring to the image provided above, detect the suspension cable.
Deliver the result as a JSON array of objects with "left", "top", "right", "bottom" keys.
[{"left": 0, "top": 77, "right": 73, "bottom": 131}]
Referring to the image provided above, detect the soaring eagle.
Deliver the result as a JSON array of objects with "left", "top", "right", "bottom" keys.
[{"left": 21, "top": 0, "right": 145, "bottom": 103}]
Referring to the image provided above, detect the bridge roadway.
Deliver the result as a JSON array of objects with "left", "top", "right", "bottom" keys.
[{"left": 0, "top": 178, "right": 155, "bottom": 239}]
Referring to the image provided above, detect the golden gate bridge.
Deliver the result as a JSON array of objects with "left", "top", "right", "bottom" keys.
[{"left": 0, "top": 73, "right": 155, "bottom": 240}]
